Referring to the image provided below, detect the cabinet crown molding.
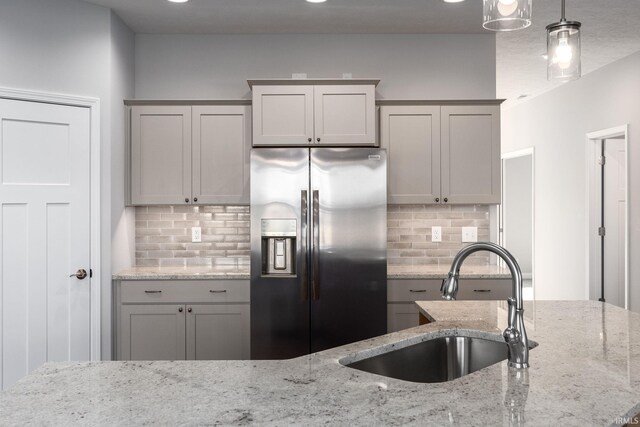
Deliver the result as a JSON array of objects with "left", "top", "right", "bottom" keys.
[{"left": 247, "top": 78, "right": 380, "bottom": 88}]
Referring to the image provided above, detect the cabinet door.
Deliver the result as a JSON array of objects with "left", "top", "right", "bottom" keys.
[
  {"left": 381, "top": 106, "right": 441, "bottom": 203},
  {"left": 387, "top": 304, "right": 420, "bottom": 333},
  {"left": 441, "top": 105, "right": 501, "bottom": 204},
  {"left": 192, "top": 106, "right": 251, "bottom": 204},
  {"left": 314, "top": 85, "right": 376, "bottom": 146},
  {"left": 120, "top": 305, "right": 186, "bottom": 361},
  {"left": 186, "top": 304, "right": 250, "bottom": 360},
  {"left": 252, "top": 85, "right": 314, "bottom": 146},
  {"left": 130, "top": 106, "right": 192, "bottom": 205}
]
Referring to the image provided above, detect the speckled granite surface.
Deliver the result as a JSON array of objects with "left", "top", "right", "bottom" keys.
[
  {"left": 1, "top": 301, "right": 639, "bottom": 426},
  {"left": 113, "top": 265, "right": 250, "bottom": 280},
  {"left": 387, "top": 264, "right": 511, "bottom": 279},
  {"left": 113, "top": 264, "right": 510, "bottom": 280}
]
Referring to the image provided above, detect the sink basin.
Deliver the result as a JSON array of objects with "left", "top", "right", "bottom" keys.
[{"left": 343, "top": 334, "right": 528, "bottom": 383}]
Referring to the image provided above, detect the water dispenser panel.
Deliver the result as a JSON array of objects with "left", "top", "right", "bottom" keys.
[{"left": 261, "top": 219, "right": 296, "bottom": 276}]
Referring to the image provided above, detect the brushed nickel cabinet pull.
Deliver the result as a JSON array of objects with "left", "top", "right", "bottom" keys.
[
  {"left": 409, "top": 289, "right": 427, "bottom": 293},
  {"left": 209, "top": 290, "right": 227, "bottom": 293},
  {"left": 144, "top": 290, "right": 162, "bottom": 294},
  {"left": 473, "top": 289, "right": 491, "bottom": 293}
]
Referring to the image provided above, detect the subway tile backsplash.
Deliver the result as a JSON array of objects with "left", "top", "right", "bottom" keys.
[
  {"left": 387, "top": 204, "right": 490, "bottom": 267},
  {"left": 134, "top": 204, "right": 489, "bottom": 268},
  {"left": 135, "top": 205, "right": 250, "bottom": 268}
]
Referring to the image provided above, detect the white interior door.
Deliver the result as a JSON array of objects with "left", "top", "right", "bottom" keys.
[
  {"left": 0, "top": 98, "right": 91, "bottom": 389},
  {"left": 603, "top": 138, "right": 626, "bottom": 308}
]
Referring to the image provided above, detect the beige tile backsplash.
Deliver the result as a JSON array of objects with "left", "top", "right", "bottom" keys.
[
  {"left": 387, "top": 204, "right": 490, "bottom": 267},
  {"left": 134, "top": 204, "right": 490, "bottom": 268},
  {"left": 135, "top": 205, "right": 250, "bottom": 268}
]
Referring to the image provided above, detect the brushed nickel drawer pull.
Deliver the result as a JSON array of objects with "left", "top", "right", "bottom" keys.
[
  {"left": 144, "top": 290, "right": 162, "bottom": 294},
  {"left": 209, "top": 290, "right": 227, "bottom": 293},
  {"left": 409, "top": 289, "right": 427, "bottom": 293},
  {"left": 473, "top": 289, "right": 491, "bottom": 293}
]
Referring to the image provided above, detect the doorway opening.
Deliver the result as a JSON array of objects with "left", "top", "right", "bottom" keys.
[
  {"left": 500, "top": 148, "right": 535, "bottom": 301},
  {"left": 586, "top": 126, "right": 629, "bottom": 309}
]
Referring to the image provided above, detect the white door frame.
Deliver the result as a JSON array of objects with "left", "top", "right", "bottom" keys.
[
  {"left": 585, "top": 125, "right": 629, "bottom": 308},
  {"left": 500, "top": 147, "right": 535, "bottom": 300},
  {"left": 0, "top": 87, "right": 101, "bottom": 360}
]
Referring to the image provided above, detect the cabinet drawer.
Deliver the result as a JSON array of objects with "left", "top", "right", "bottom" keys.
[
  {"left": 121, "top": 280, "right": 250, "bottom": 304},
  {"left": 457, "top": 279, "right": 510, "bottom": 300},
  {"left": 387, "top": 279, "right": 442, "bottom": 302}
]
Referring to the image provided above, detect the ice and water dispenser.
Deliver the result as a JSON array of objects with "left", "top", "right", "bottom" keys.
[{"left": 260, "top": 219, "right": 297, "bottom": 276}]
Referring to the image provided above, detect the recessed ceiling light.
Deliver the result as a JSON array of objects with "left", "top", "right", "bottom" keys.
[
  {"left": 167, "top": 0, "right": 189, "bottom": 3},
  {"left": 306, "top": 0, "right": 327, "bottom": 3},
  {"left": 443, "top": 0, "right": 465, "bottom": 3}
]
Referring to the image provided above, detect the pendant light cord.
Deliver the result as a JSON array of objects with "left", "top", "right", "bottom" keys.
[{"left": 561, "top": 0, "right": 566, "bottom": 21}]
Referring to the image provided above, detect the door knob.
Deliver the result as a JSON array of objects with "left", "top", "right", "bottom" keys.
[{"left": 69, "top": 269, "right": 87, "bottom": 280}]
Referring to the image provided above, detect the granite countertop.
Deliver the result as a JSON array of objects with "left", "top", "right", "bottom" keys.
[
  {"left": 112, "top": 265, "right": 250, "bottom": 280},
  {"left": 2, "top": 300, "right": 639, "bottom": 426},
  {"left": 113, "top": 264, "right": 511, "bottom": 280},
  {"left": 387, "top": 264, "right": 511, "bottom": 279}
]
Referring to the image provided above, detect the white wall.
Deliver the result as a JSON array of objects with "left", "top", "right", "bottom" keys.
[
  {"left": 0, "top": 0, "right": 136, "bottom": 359},
  {"left": 135, "top": 34, "right": 496, "bottom": 99},
  {"left": 502, "top": 51, "right": 640, "bottom": 311},
  {"left": 108, "top": 11, "right": 136, "bottom": 360}
]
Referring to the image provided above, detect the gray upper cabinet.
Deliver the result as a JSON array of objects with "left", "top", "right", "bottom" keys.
[
  {"left": 130, "top": 106, "right": 192, "bottom": 205},
  {"left": 129, "top": 104, "right": 251, "bottom": 205},
  {"left": 192, "top": 105, "right": 251, "bottom": 204},
  {"left": 441, "top": 105, "right": 501, "bottom": 204},
  {"left": 252, "top": 82, "right": 377, "bottom": 146},
  {"left": 313, "top": 85, "right": 376, "bottom": 145},
  {"left": 251, "top": 85, "right": 314, "bottom": 146},
  {"left": 381, "top": 106, "right": 441, "bottom": 204},
  {"left": 380, "top": 103, "right": 501, "bottom": 204}
]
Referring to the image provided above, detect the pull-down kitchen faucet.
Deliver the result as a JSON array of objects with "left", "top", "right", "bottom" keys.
[{"left": 441, "top": 242, "right": 529, "bottom": 369}]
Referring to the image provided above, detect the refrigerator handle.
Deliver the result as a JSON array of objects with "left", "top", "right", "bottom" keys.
[
  {"left": 312, "top": 190, "right": 320, "bottom": 301},
  {"left": 300, "top": 190, "right": 309, "bottom": 301}
]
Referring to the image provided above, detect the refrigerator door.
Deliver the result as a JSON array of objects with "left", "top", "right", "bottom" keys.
[
  {"left": 250, "top": 148, "right": 310, "bottom": 359},
  {"left": 310, "top": 148, "right": 387, "bottom": 353}
]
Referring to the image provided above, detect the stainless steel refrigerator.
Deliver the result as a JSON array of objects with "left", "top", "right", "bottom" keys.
[{"left": 250, "top": 147, "right": 387, "bottom": 359}]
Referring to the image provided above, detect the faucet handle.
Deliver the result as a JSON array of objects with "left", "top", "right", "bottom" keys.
[{"left": 507, "top": 297, "right": 517, "bottom": 326}]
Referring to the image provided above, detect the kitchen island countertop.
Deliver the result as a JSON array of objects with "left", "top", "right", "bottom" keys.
[{"left": 2, "top": 300, "right": 638, "bottom": 426}]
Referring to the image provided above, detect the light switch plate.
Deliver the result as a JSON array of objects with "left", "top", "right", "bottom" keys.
[
  {"left": 461, "top": 227, "right": 478, "bottom": 243},
  {"left": 431, "top": 226, "right": 442, "bottom": 243},
  {"left": 191, "top": 227, "right": 202, "bottom": 243}
]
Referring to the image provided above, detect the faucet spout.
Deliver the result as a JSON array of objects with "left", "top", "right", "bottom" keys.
[{"left": 441, "top": 242, "right": 529, "bottom": 369}]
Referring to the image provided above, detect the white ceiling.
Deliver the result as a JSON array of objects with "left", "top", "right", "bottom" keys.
[{"left": 84, "top": 0, "right": 640, "bottom": 103}]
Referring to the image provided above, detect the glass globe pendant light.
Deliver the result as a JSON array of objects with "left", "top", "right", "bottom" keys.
[
  {"left": 483, "top": 0, "right": 532, "bottom": 31},
  {"left": 546, "top": 0, "right": 581, "bottom": 81}
]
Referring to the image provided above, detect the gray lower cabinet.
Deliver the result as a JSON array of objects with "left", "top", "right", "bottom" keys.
[
  {"left": 115, "top": 280, "right": 250, "bottom": 361},
  {"left": 186, "top": 304, "right": 250, "bottom": 360},
  {"left": 387, "top": 278, "right": 510, "bottom": 333},
  {"left": 121, "top": 304, "right": 187, "bottom": 361}
]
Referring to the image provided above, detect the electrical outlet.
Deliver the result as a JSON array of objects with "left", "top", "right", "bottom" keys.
[
  {"left": 461, "top": 227, "right": 478, "bottom": 243},
  {"left": 431, "top": 226, "right": 442, "bottom": 243},
  {"left": 191, "top": 227, "right": 202, "bottom": 243}
]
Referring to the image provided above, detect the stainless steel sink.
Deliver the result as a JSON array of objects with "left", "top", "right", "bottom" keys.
[{"left": 343, "top": 335, "right": 530, "bottom": 383}]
